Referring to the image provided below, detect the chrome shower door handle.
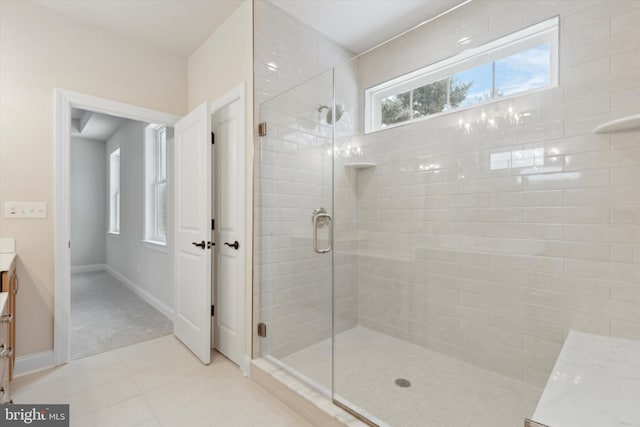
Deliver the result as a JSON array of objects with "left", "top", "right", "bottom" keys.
[{"left": 312, "top": 212, "right": 332, "bottom": 254}]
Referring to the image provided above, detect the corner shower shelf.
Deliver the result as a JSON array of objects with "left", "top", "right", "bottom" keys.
[
  {"left": 344, "top": 162, "right": 376, "bottom": 170},
  {"left": 593, "top": 114, "right": 640, "bottom": 134}
]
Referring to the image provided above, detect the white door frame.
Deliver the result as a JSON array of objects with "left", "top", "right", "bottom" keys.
[{"left": 53, "top": 89, "right": 180, "bottom": 366}]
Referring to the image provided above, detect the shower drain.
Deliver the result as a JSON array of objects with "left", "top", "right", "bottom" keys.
[{"left": 395, "top": 378, "right": 411, "bottom": 388}]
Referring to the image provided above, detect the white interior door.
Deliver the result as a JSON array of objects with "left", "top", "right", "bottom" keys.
[
  {"left": 173, "top": 102, "right": 212, "bottom": 364},
  {"left": 213, "top": 98, "right": 245, "bottom": 367}
]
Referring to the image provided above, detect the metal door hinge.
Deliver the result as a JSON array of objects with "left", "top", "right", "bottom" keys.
[
  {"left": 68, "top": 241, "right": 71, "bottom": 249},
  {"left": 212, "top": 219, "right": 215, "bottom": 230},
  {"left": 258, "top": 122, "right": 267, "bottom": 137},
  {"left": 211, "top": 132, "right": 215, "bottom": 145},
  {"left": 257, "top": 323, "right": 267, "bottom": 337},
  {"left": 211, "top": 305, "right": 215, "bottom": 316}
]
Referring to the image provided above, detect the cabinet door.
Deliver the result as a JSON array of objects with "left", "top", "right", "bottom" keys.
[
  {"left": 0, "top": 316, "right": 6, "bottom": 386},
  {"left": 0, "top": 294, "right": 9, "bottom": 402},
  {"left": 8, "top": 273, "right": 16, "bottom": 380},
  {"left": 0, "top": 358, "right": 9, "bottom": 403}
]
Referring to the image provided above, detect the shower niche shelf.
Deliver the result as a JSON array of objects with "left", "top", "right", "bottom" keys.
[
  {"left": 344, "top": 162, "right": 376, "bottom": 170},
  {"left": 593, "top": 114, "right": 640, "bottom": 134}
]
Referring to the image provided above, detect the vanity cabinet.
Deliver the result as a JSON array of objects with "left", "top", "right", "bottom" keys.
[
  {"left": 0, "top": 256, "right": 16, "bottom": 388},
  {"left": 0, "top": 293, "right": 10, "bottom": 403}
]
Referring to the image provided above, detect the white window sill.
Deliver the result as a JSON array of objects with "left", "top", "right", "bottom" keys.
[
  {"left": 142, "top": 240, "right": 169, "bottom": 253},
  {"left": 107, "top": 232, "right": 120, "bottom": 239}
]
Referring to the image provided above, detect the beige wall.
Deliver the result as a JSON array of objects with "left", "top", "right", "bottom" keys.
[
  {"left": 187, "top": 0, "right": 254, "bottom": 358},
  {"left": 0, "top": 1, "right": 188, "bottom": 357}
]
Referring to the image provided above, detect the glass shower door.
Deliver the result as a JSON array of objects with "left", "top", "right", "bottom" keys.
[{"left": 254, "top": 69, "right": 335, "bottom": 394}]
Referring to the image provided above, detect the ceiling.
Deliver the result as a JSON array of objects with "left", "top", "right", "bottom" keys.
[
  {"left": 268, "top": 0, "right": 468, "bottom": 54},
  {"left": 32, "top": 0, "right": 467, "bottom": 58},
  {"left": 71, "top": 108, "right": 125, "bottom": 141},
  {"left": 32, "top": 0, "right": 244, "bottom": 57}
]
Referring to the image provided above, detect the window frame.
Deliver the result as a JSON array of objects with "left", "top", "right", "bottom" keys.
[
  {"left": 365, "top": 16, "right": 559, "bottom": 133},
  {"left": 144, "top": 124, "right": 168, "bottom": 246},
  {"left": 108, "top": 147, "right": 121, "bottom": 235}
]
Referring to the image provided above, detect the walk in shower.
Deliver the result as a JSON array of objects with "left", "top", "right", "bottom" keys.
[{"left": 254, "top": 1, "right": 640, "bottom": 425}]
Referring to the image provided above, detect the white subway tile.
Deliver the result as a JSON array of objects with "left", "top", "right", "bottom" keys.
[
  {"left": 611, "top": 318, "right": 640, "bottom": 340},
  {"left": 523, "top": 169, "right": 609, "bottom": 191},
  {"left": 256, "top": 0, "right": 640, "bottom": 391}
]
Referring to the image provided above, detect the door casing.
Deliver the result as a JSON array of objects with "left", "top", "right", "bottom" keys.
[
  {"left": 53, "top": 86, "right": 248, "bottom": 374},
  {"left": 173, "top": 83, "right": 248, "bottom": 374},
  {"left": 53, "top": 89, "right": 180, "bottom": 367}
]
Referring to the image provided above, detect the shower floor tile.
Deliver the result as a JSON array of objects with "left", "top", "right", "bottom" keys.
[{"left": 281, "top": 326, "right": 542, "bottom": 427}]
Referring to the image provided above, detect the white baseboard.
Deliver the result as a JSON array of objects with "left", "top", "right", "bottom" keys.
[
  {"left": 104, "top": 265, "right": 174, "bottom": 321},
  {"left": 14, "top": 350, "right": 55, "bottom": 378},
  {"left": 70, "top": 264, "right": 107, "bottom": 274}
]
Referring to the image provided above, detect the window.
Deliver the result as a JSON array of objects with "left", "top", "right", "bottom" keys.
[
  {"left": 108, "top": 148, "right": 121, "bottom": 234},
  {"left": 366, "top": 17, "right": 559, "bottom": 133},
  {"left": 144, "top": 124, "right": 167, "bottom": 244},
  {"left": 490, "top": 148, "right": 544, "bottom": 170}
]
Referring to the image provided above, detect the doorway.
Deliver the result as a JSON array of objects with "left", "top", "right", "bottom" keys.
[
  {"left": 55, "top": 88, "right": 248, "bottom": 372},
  {"left": 172, "top": 84, "right": 247, "bottom": 372},
  {"left": 68, "top": 108, "right": 174, "bottom": 359},
  {"left": 54, "top": 90, "right": 180, "bottom": 365}
]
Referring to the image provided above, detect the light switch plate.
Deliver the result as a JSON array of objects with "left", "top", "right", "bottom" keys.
[{"left": 5, "top": 202, "right": 47, "bottom": 218}]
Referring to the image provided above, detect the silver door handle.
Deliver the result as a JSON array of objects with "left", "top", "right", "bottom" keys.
[{"left": 313, "top": 213, "right": 332, "bottom": 254}]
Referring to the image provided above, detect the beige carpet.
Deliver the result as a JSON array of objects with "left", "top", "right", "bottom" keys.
[{"left": 71, "top": 270, "right": 172, "bottom": 360}]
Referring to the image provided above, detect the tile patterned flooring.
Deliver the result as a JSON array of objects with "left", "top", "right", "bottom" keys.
[{"left": 13, "top": 335, "right": 312, "bottom": 427}]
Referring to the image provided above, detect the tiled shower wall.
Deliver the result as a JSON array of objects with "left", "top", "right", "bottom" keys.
[
  {"left": 347, "top": 0, "right": 640, "bottom": 387},
  {"left": 253, "top": 0, "right": 353, "bottom": 105},
  {"left": 253, "top": 0, "right": 358, "bottom": 358}
]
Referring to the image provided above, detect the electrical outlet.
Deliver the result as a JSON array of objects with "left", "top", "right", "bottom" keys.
[{"left": 5, "top": 202, "right": 47, "bottom": 218}]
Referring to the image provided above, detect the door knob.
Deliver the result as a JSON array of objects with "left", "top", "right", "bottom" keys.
[
  {"left": 224, "top": 241, "right": 239, "bottom": 250},
  {"left": 192, "top": 241, "right": 206, "bottom": 249}
]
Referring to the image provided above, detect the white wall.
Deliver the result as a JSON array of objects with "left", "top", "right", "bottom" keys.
[
  {"left": 105, "top": 120, "right": 173, "bottom": 313},
  {"left": 0, "top": 0, "right": 187, "bottom": 356},
  {"left": 70, "top": 137, "right": 106, "bottom": 267},
  {"left": 187, "top": 0, "right": 254, "bottom": 359}
]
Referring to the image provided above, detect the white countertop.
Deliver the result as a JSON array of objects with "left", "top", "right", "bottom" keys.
[
  {"left": 0, "top": 292, "right": 7, "bottom": 316},
  {"left": 0, "top": 238, "right": 16, "bottom": 272},
  {"left": 0, "top": 253, "right": 15, "bottom": 273},
  {"left": 531, "top": 330, "right": 640, "bottom": 427}
]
